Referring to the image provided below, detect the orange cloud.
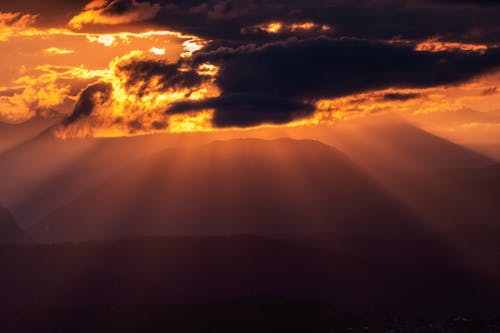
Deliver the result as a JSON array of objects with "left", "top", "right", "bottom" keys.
[
  {"left": 261, "top": 22, "right": 282, "bottom": 33},
  {"left": 43, "top": 47, "right": 76, "bottom": 55},
  {"left": 86, "top": 34, "right": 116, "bottom": 46},
  {"left": 149, "top": 47, "right": 165, "bottom": 55},
  {"left": 0, "top": 81, "right": 71, "bottom": 123},
  {"left": 303, "top": 71, "right": 500, "bottom": 141},
  {"left": 244, "top": 21, "right": 332, "bottom": 35},
  {"left": 0, "top": 63, "right": 107, "bottom": 123},
  {"left": 415, "top": 39, "right": 489, "bottom": 54},
  {"left": 0, "top": 11, "right": 39, "bottom": 41},
  {"left": 0, "top": 12, "right": 37, "bottom": 28},
  {"left": 181, "top": 38, "right": 208, "bottom": 58},
  {"left": 84, "top": 0, "right": 110, "bottom": 10},
  {"left": 168, "top": 110, "right": 214, "bottom": 134},
  {"left": 197, "top": 63, "right": 219, "bottom": 77},
  {"left": 54, "top": 50, "right": 220, "bottom": 138},
  {"left": 0, "top": 10, "right": 209, "bottom": 126},
  {"left": 2, "top": 5, "right": 499, "bottom": 141}
]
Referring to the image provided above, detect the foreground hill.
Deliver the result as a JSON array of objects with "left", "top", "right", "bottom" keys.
[
  {"left": 1, "top": 235, "right": 498, "bottom": 317},
  {"left": 0, "top": 205, "right": 31, "bottom": 244},
  {"left": 32, "top": 138, "right": 417, "bottom": 242}
]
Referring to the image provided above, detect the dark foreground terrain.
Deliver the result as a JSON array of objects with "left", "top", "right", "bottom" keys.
[
  {"left": 3, "top": 296, "right": 500, "bottom": 333},
  {"left": 1, "top": 235, "right": 499, "bottom": 332}
]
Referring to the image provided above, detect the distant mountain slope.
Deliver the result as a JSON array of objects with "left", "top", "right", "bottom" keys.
[
  {"left": 467, "top": 142, "right": 500, "bottom": 161},
  {"left": 33, "top": 138, "right": 417, "bottom": 242},
  {"left": 0, "top": 205, "right": 31, "bottom": 244},
  {"left": 0, "top": 117, "right": 59, "bottom": 154},
  {"left": 314, "top": 118, "right": 495, "bottom": 172},
  {"left": 0, "top": 126, "right": 175, "bottom": 226},
  {"left": 432, "top": 164, "right": 500, "bottom": 225}
]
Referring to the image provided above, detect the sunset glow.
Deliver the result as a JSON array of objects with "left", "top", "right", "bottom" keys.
[{"left": 1, "top": 2, "right": 499, "bottom": 141}]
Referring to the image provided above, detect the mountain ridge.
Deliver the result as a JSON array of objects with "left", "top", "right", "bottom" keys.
[{"left": 32, "top": 137, "right": 417, "bottom": 242}]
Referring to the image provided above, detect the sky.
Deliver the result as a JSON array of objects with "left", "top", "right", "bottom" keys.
[{"left": 1, "top": 0, "right": 500, "bottom": 141}]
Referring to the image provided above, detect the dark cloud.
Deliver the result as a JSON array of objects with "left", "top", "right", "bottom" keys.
[
  {"left": 173, "top": 37, "right": 500, "bottom": 127},
  {"left": 0, "top": 0, "right": 89, "bottom": 27},
  {"left": 3, "top": 0, "right": 500, "bottom": 43},
  {"left": 116, "top": 59, "right": 206, "bottom": 96},
  {"left": 429, "top": 0, "right": 500, "bottom": 7},
  {"left": 167, "top": 94, "right": 314, "bottom": 127},
  {"left": 34, "top": 0, "right": 498, "bottom": 129},
  {"left": 64, "top": 59, "right": 210, "bottom": 127},
  {"left": 481, "top": 87, "right": 498, "bottom": 96},
  {"left": 65, "top": 82, "right": 112, "bottom": 124},
  {"left": 0, "top": 88, "right": 24, "bottom": 97},
  {"left": 151, "top": 120, "right": 167, "bottom": 129},
  {"left": 383, "top": 92, "right": 422, "bottom": 101},
  {"left": 140, "top": 0, "right": 500, "bottom": 44},
  {"left": 102, "top": 0, "right": 138, "bottom": 15},
  {"left": 195, "top": 37, "right": 500, "bottom": 99}
]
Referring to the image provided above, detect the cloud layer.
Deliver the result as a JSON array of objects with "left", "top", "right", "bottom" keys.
[
  {"left": 1, "top": 0, "right": 500, "bottom": 134},
  {"left": 170, "top": 37, "right": 499, "bottom": 126}
]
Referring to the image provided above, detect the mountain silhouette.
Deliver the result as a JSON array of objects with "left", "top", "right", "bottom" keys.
[
  {"left": 0, "top": 205, "right": 31, "bottom": 244},
  {"left": 0, "top": 117, "right": 58, "bottom": 154},
  {"left": 2, "top": 119, "right": 493, "bottom": 228},
  {"left": 432, "top": 164, "right": 500, "bottom": 245},
  {"left": 33, "top": 138, "right": 418, "bottom": 242},
  {"left": 307, "top": 118, "right": 494, "bottom": 172}
]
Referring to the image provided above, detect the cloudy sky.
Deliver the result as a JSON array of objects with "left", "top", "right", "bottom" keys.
[{"left": 1, "top": 0, "right": 500, "bottom": 140}]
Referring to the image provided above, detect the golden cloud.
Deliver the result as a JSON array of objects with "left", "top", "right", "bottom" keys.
[
  {"left": 43, "top": 47, "right": 76, "bottom": 55},
  {"left": 0, "top": 6, "right": 210, "bottom": 127},
  {"left": 149, "top": 47, "right": 165, "bottom": 55},
  {"left": 54, "top": 50, "right": 220, "bottom": 138},
  {"left": 0, "top": 11, "right": 39, "bottom": 41},
  {"left": 244, "top": 21, "right": 332, "bottom": 35},
  {"left": 415, "top": 39, "right": 489, "bottom": 54},
  {"left": 1, "top": 5, "right": 500, "bottom": 141}
]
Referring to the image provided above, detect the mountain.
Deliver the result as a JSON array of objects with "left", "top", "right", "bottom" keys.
[
  {"left": 0, "top": 126, "right": 187, "bottom": 226},
  {"left": 468, "top": 142, "right": 500, "bottom": 161},
  {"left": 434, "top": 164, "right": 500, "bottom": 239},
  {"left": 3, "top": 118, "right": 493, "bottom": 229},
  {"left": 0, "top": 117, "right": 59, "bottom": 154},
  {"left": 288, "top": 118, "right": 500, "bottom": 232},
  {"left": 32, "top": 138, "right": 418, "bottom": 242},
  {"left": 0, "top": 121, "right": 222, "bottom": 227},
  {"left": 302, "top": 117, "right": 495, "bottom": 173},
  {"left": 0, "top": 205, "right": 31, "bottom": 244}
]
